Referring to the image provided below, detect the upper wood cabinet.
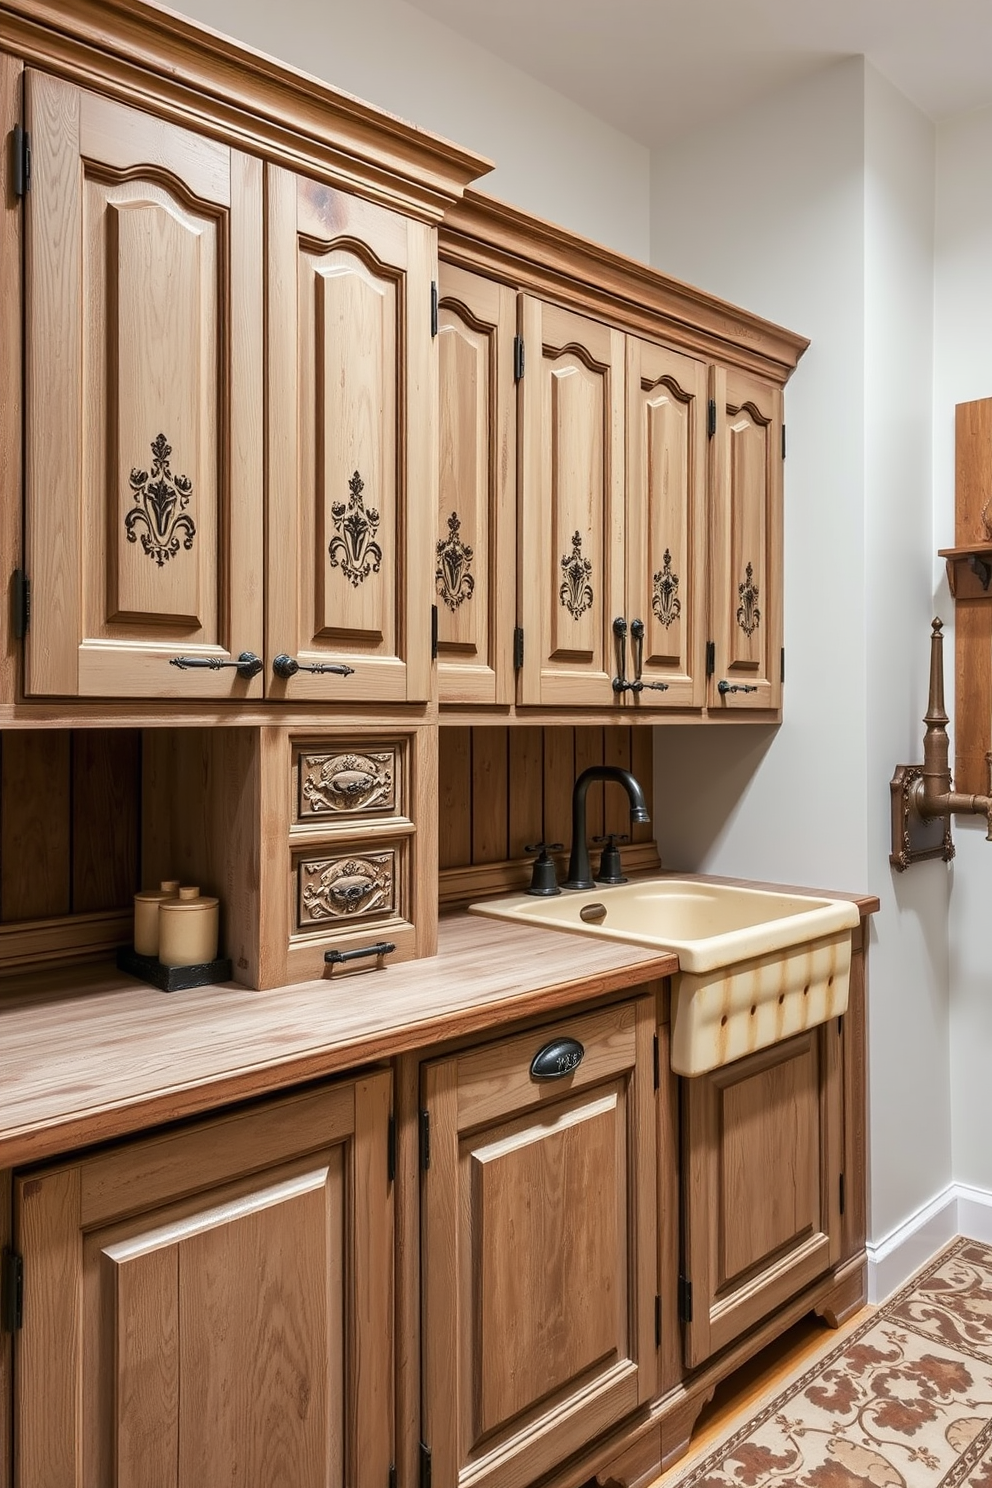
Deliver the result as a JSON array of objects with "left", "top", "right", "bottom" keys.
[
  {"left": 267, "top": 168, "right": 436, "bottom": 704},
  {"left": 13, "top": 1071, "right": 394, "bottom": 1487},
  {"left": 625, "top": 337, "right": 708, "bottom": 708},
  {"left": 709, "top": 367, "right": 784, "bottom": 711},
  {"left": 24, "top": 70, "right": 264, "bottom": 699},
  {"left": 517, "top": 297, "right": 626, "bottom": 708},
  {"left": 435, "top": 264, "right": 516, "bottom": 705},
  {"left": 420, "top": 996, "right": 657, "bottom": 1488}
]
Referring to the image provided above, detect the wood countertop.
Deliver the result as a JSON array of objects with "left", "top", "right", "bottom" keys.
[
  {"left": 0, "top": 876, "right": 878, "bottom": 1172},
  {"left": 0, "top": 914, "right": 678, "bottom": 1171}
]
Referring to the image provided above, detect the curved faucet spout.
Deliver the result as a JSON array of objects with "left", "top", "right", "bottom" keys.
[{"left": 563, "top": 765, "right": 651, "bottom": 889}]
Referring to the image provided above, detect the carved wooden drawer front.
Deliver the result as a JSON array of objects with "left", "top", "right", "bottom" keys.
[
  {"left": 294, "top": 742, "right": 402, "bottom": 825},
  {"left": 295, "top": 846, "right": 400, "bottom": 932}
]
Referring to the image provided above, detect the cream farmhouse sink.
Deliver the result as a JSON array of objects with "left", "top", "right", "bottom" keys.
[{"left": 470, "top": 879, "right": 860, "bottom": 1077}]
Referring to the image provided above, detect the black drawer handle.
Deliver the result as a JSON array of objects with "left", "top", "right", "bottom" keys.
[
  {"left": 530, "top": 1037, "right": 585, "bottom": 1080},
  {"left": 718, "top": 680, "right": 758, "bottom": 695},
  {"left": 324, "top": 940, "right": 395, "bottom": 971}
]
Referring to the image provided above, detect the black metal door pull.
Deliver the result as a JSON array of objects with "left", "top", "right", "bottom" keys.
[
  {"left": 170, "top": 651, "right": 263, "bottom": 680},
  {"left": 273, "top": 654, "right": 356, "bottom": 680}
]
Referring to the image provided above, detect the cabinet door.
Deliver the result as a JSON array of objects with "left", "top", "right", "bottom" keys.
[
  {"left": 681, "top": 1025, "right": 842, "bottom": 1368},
  {"left": 626, "top": 337, "right": 707, "bottom": 709},
  {"left": 518, "top": 298, "right": 625, "bottom": 707},
  {"left": 436, "top": 265, "right": 516, "bottom": 705},
  {"left": 267, "top": 167, "right": 434, "bottom": 703},
  {"left": 14, "top": 1073, "right": 393, "bottom": 1488},
  {"left": 24, "top": 71, "right": 263, "bottom": 699},
  {"left": 421, "top": 998, "right": 656, "bottom": 1488},
  {"left": 709, "top": 367, "right": 783, "bottom": 711}
]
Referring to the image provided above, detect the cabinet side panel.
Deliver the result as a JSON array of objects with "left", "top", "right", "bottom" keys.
[
  {"left": 352, "top": 1071, "right": 394, "bottom": 1488},
  {"left": 16, "top": 1166, "right": 82, "bottom": 1487},
  {"left": 842, "top": 934, "right": 868, "bottom": 1261},
  {"left": 0, "top": 1167, "right": 10, "bottom": 1488},
  {"left": 0, "top": 54, "right": 23, "bottom": 704},
  {"left": 24, "top": 70, "right": 81, "bottom": 696}
]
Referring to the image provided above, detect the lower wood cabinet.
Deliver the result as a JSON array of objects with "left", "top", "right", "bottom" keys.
[
  {"left": 12, "top": 1072, "right": 393, "bottom": 1488},
  {"left": 420, "top": 997, "right": 657, "bottom": 1488},
  {"left": 680, "top": 1022, "right": 843, "bottom": 1368}
]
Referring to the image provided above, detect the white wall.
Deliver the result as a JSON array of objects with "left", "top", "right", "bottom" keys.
[
  {"left": 935, "top": 103, "right": 992, "bottom": 1193},
  {"left": 650, "top": 59, "right": 949, "bottom": 1244},
  {"left": 172, "top": 0, "right": 650, "bottom": 259},
  {"left": 863, "top": 66, "right": 948, "bottom": 1244},
  {"left": 650, "top": 58, "right": 868, "bottom": 893}
]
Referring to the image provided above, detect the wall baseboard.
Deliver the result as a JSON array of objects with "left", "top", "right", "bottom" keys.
[{"left": 867, "top": 1183, "right": 992, "bottom": 1302}]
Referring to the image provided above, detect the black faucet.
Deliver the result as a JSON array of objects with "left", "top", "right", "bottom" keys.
[{"left": 562, "top": 766, "right": 651, "bottom": 889}]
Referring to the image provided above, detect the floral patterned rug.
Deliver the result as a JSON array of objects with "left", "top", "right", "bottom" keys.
[{"left": 675, "top": 1238, "right": 992, "bottom": 1487}]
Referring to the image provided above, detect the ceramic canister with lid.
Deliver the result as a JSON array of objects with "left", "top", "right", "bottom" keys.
[
  {"left": 158, "top": 886, "right": 220, "bottom": 968},
  {"left": 133, "top": 880, "right": 181, "bottom": 957}
]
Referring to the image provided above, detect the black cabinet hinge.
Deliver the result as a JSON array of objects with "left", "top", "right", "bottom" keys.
[
  {"left": 430, "top": 280, "right": 438, "bottom": 338},
  {"left": 514, "top": 334, "right": 525, "bottom": 382},
  {"left": 389, "top": 1465, "right": 396, "bottom": 1488},
  {"left": 513, "top": 625, "right": 524, "bottom": 671},
  {"left": 12, "top": 124, "right": 30, "bottom": 197},
  {"left": 839, "top": 1172, "right": 846, "bottom": 1216},
  {"left": 780, "top": 646, "right": 785, "bottom": 685},
  {"left": 678, "top": 1274, "right": 693, "bottom": 1324},
  {"left": 707, "top": 398, "right": 716, "bottom": 438},
  {"left": 1, "top": 1249, "right": 23, "bottom": 1332},
  {"left": 420, "top": 1441, "right": 432, "bottom": 1488},
  {"left": 652, "top": 1032, "right": 659, "bottom": 1091},
  {"left": 431, "top": 603, "right": 438, "bottom": 662},
  {"left": 12, "top": 569, "right": 29, "bottom": 639},
  {"left": 655, "top": 1293, "right": 661, "bottom": 1348},
  {"left": 419, "top": 1109, "right": 431, "bottom": 1171},
  {"left": 387, "top": 1112, "right": 396, "bottom": 1183},
  {"left": 705, "top": 640, "right": 715, "bottom": 678},
  {"left": 782, "top": 423, "right": 787, "bottom": 460}
]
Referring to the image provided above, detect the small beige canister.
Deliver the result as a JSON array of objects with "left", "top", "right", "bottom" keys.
[
  {"left": 158, "top": 886, "right": 220, "bottom": 968},
  {"left": 133, "top": 880, "right": 180, "bottom": 957}
]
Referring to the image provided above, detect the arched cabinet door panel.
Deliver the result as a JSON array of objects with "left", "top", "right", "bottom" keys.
[
  {"left": 625, "top": 336, "right": 708, "bottom": 709},
  {"left": 517, "top": 297, "right": 625, "bottom": 708},
  {"left": 435, "top": 263, "right": 516, "bottom": 706},
  {"left": 24, "top": 70, "right": 263, "bottom": 699},
  {"left": 267, "top": 166, "right": 435, "bottom": 704},
  {"left": 708, "top": 367, "right": 784, "bottom": 712}
]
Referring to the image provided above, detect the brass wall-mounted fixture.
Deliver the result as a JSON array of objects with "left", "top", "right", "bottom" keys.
[{"left": 890, "top": 618, "right": 992, "bottom": 870}]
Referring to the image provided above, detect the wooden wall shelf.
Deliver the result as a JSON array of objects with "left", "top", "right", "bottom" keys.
[{"left": 940, "top": 400, "right": 992, "bottom": 792}]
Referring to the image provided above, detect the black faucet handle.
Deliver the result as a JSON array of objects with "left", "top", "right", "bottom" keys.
[
  {"left": 593, "top": 833, "right": 629, "bottom": 885},
  {"left": 524, "top": 842, "right": 563, "bottom": 897}
]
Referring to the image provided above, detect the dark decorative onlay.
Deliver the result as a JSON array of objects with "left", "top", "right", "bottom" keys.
[
  {"left": 435, "top": 511, "right": 475, "bottom": 611},
  {"left": 559, "top": 531, "right": 594, "bottom": 620},
  {"left": 652, "top": 548, "right": 681, "bottom": 629},
  {"left": 299, "top": 851, "right": 395, "bottom": 926},
  {"left": 329, "top": 470, "right": 383, "bottom": 587},
  {"left": 736, "top": 561, "right": 761, "bottom": 637},
  {"left": 299, "top": 750, "right": 396, "bottom": 818},
  {"left": 125, "top": 433, "right": 196, "bottom": 567}
]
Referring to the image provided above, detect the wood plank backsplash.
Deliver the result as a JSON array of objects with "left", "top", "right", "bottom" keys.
[
  {"left": 0, "top": 730, "right": 140, "bottom": 925},
  {"left": 439, "top": 726, "right": 655, "bottom": 871}
]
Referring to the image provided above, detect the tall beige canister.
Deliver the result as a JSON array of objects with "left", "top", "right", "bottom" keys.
[
  {"left": 158, "top": 886, "right": 220, "bottom": 968},
  {"left": 133, "top": 880, "right": 180, "bottom": 957}
]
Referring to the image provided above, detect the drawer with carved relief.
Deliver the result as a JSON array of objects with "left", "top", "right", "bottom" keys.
[
  {"left": 293, "top": 841, "right": 407, "bottom": 934},
  {"left": 292, "top": 739, "right": 407, "bottom": 829}
]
